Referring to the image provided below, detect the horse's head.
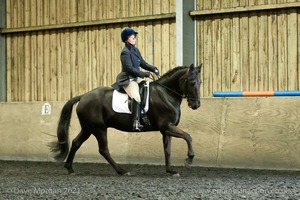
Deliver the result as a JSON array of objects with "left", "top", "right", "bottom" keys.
[{"left": 183, "top": 64, "right": 202, "bottom": 110}]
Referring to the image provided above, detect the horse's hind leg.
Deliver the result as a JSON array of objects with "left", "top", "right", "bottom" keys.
[
  {"left": 162, "top": 135, "right": 178, "bottom": 175},
  {"left": 64, "top": 129, "right": 91, "bottom": 174},
  {"left": 94, "top": 130, "right": 129, "bottom": 175}
]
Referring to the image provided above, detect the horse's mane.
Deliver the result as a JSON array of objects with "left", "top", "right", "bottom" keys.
[{"left": 155, "top": 66, "right": 188, "bottom": 82}]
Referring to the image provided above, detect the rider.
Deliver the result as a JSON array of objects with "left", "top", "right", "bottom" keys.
[{"left": 112, "top": 28, "right": 160, "bottom": 131}]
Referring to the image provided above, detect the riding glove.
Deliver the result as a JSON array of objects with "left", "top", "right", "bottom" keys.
[
  {"left": 154, "top": 68, "right": 160, "bottom": 76},
  {"left": 143, "top": 72, "right": 151, "bottom": 78}
]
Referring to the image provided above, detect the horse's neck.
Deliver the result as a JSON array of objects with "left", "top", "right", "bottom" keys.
[{"left": 156, "top": 73, "right": 183, "bottom": 94}]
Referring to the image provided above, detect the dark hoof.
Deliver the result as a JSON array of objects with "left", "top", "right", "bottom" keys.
[
  {"left": 117, "top": 169, "right": 130, "bottom": 176},
  {"left": 67, "top": 172, "right": 76, "bottom": 176},
  {"left": 184, "top": 157, "right": 193, "bottom": 168},
  {"left": 64, "top": 165, "right": 74, "bottom": 175},
  {"left": 167, "top": 170, "right": 180, "bottom": 176},
  {"left": 172, "top": 173, "right": 181, "bottom": 177},
  {"left": 123, "top": 172, "right": 131, "bottom": 176}
]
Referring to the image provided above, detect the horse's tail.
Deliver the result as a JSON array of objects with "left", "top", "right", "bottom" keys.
[{"left": 49, "top": 95, "right": 82, "bottom": 162}]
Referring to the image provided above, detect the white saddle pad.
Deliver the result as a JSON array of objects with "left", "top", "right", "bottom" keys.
[{"left": 112, "top": 81, "right": 150, "bottom": 114}]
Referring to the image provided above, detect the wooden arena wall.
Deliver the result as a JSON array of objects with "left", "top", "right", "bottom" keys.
[
  {"left": 192, "top": 0, "right": 300, "bottom": 97},
  {"left": 4, "top": 0, "right": 300, "bottom": 100},
  {"left": 1, "top": 98, "right": 300, "bottom": 171},
  {"left": 4, "top": 0, "right": 176, "bottom": 102}
]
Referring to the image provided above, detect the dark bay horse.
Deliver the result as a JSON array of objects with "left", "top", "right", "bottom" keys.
[{"left": 50, "top": 64, "right": 202, "bottom": 175}]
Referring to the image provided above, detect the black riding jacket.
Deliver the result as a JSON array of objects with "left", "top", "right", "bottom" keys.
[{"left": 112, "top": 44, "right": 156, "bottom": 89}]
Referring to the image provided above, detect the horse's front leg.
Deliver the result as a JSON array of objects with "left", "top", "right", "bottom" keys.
[
  {"left": 162, "top": 134, "right": 178, "bottom": 175},
  {"left": 165, "top": 125, "right": 195, "bottom": 167}
]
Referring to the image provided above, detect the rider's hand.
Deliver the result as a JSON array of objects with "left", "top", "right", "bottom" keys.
[
  {"left": 143, "top": 72, "right": 151, "bottom": 78},
  {"left": 154, "top": 68, "right": 160, "bottom": 76}
]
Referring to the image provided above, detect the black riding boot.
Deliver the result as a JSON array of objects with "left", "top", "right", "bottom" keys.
[{"left": 132, "top": 99, "right": 143, "bottom": 131}]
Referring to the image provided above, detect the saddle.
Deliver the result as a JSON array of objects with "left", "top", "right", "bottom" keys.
[{"left": 112, "top": 81, "right": 150, "bottom": 124}]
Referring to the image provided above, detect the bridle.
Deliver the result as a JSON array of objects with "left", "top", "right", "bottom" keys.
[
  {"left": 149, "top": 69, "right": 197, "bottom": 100},
  {"left": 150, "top": 74, "right": 184, "bottom": 98}
]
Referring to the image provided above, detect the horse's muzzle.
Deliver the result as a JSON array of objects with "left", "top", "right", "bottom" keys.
[{"left": 188, "top": 100, "right": 200, "bottom": 110}]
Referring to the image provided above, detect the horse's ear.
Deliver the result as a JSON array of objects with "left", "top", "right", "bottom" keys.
[
  {"left": 189, "top": 64, "right": 195, "bottom": 70},
  {"left": 197, "top": 63, "right": 203, "bottom": 73}
]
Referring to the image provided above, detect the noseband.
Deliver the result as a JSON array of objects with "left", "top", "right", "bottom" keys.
[{"left": 183, "top": 71, "right": 200, "bottom": 103}]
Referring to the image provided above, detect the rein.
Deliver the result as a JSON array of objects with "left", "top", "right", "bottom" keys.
[{"left": 149, "top": 73, "right": 186, "bottom": 98}]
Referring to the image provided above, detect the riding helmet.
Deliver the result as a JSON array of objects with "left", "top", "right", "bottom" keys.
[{"left": 121, "top": 28, "right": 138, "bottom": 42}]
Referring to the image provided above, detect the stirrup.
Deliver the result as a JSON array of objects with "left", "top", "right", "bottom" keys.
[{"left": 133, "top": 120, "right": 143, "bottom": 131}]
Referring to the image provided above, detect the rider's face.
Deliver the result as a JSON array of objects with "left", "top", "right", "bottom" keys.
[{"left": 127, "top": 35, "right": 137, "bottom": 45}]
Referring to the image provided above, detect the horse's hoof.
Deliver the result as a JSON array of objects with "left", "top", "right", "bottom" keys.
[
  {"left": 172, "top": 173, "right": 181, "bottom": 177},
  {"left": 124, "top": 172, "right": 131, "bottom": 176},
  {"left": 66, "top": 171, "right": 75, "bottom": 175},
  {"left": 184, "top": 161, "right": 191, "bottom": 168},
  {"left": 184, "top": 158, "right": 192, "bottom": 168},
  {"left": 118, "top": 170, "right": 130, "bottom": 176}
]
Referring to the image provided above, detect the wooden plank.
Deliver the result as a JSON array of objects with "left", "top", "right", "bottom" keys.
[
  {"left": 6, "top": 35, "right": 12, "bottom": 101},
  {"left": 212, "top": 0, "right": 221, "bottom": 93},
  {"left": 49, "top": 0, "right": 57, "bottom": 100},
  {"left": 161, "top": 20, "right": 169, "bottom": 74},
  {"left": 77, "top": 25, "right": 87, "bottom": 94},
  {"left": 90, "top": 26, "right": 98, "bottom": 89},
  {"left": 144, "top": 0, "right": 153, "bottom": 66},
  {"left": 219, "top": 0, "right": 229, "bottom": 93},
  {"left": 258, "top": 11, "right": 269, "bottom": 90},
  {"left": 190, "top": 1, "right": 300, "bottom": 16},
  {"left": 31, "top": 0, "right": 38, "bottom": 101},
  {"left": 69, "top": 28, "right": 77, "bottom": 97},
  {"left": 169, "top": 20, "right": 176, "bottom": 69},
  {"left": 87, "top": 27, "right": 92, "bottom": 90},
  {"left": 43, "top": 0, "right": 50, "bottom": 100},
  {"left": 220, "top": 16, "right": 231, "bottom": 92},
  {"left": 77, "top": 0, "right": 84, "bottom": 22},
  {"left": 24, "top": 0, "right": 31, "bottom": 101},
  {"left": 287, "top": 10, "right": 298, "bottom": 90},
  {"left": 57, "top": 31, "right": 63, "bottom": 101},
  {"left": 248, "top": 8, "right": 259, "bottom": 91},
  {"left": 102, "top": 28, "right": 108, "bottom": 86},
  {"left": 106, "top": 25, "right": 113, "bottom": 86},
  {"left": 169, "top": 0, "right": 176, "bottom": 71},
  {"left": 198, "top": 0, "right": 205, "bottom": 95},
  {"left": 36, "top": 32, "right": 44, "bottom": 101},
  {"left": 161, "top": 0, "right": 169, "bottom": 73},
  {"left": 62, "top": 29, "right": 70, "bottom": 100},
  {"left": 30, "top": 33, "right": 37, "bottom": 101},
  {"left": 239, "top": 0, "right": 250, "bottom": 91},
  {"left": 230, "top": 0, "right": 240, "bottom": 91},
  {"left": 267, "top": 0, "right": 278, "bottom": 91},
  {"left": 299, "top": 4, "right": 300, "bottom": 90},
  {"left": 12, "top": 0, "right": 18, "bottom": 28},
  {"left": 70, "top": 0, "right": 77, "bottom": 23},
  {"left": 202, "top": 1, "right": 212, "bottom": 97},
  {"left": 153, "top": 0, "right": 161, "bottom": 75},
  {"left": 90, "top": 0, "right": 98, "bottom": 21},
  {"left": 17, "top": 35, "right": 23, "bottom": 101},
  {"left": 144, "top": 0, "right": 152, "bottom": 15},
  {"left": 169, "top": 0, "right": 176, "bottom": 13},
  {"left": 99, "top": 0, "right": 107, "bottom": 19},
  {"left": 6, "top": 0, "right": 11, "bottom": 29},
  {"left": 11, "top": 34, "right": 17, "bottom": 101},
  {"left": 18, "top": 0, "right": 24, "bottom": 28},
  {"left": 277, "top": 9, "right": 288, "bottom": 90},
  {"left": 129, "top": 0, "right": 136, "bottom": 17},
  {"left": 36, "top": 0, "right": 44, "bottom": 96},
  {"left": 113, "top": 26, "right": 122, "bottom": 87},
  {"left": 1, "top": 13, "right": 176, "bottom": 34}
]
